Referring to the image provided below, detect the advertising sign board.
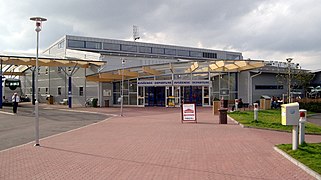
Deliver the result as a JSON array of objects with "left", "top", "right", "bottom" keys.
[{"left": 181, "top": 103, "right": 197, "bottom": 123}]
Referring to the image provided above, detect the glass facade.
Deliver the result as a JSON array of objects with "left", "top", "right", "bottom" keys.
[
  {"left": 210, "top": 72, "right": 238, "bottom": 101},
  {"left": 112, "top": 72, "right": 238, "bottom": 106}
]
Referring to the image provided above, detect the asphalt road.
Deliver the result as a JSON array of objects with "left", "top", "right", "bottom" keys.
[
  {"left": 308, "top": 113, "right": 321, "bottom": 126},
  {"left": 0, "top": 104, "right": 110, "bottom": 151}
]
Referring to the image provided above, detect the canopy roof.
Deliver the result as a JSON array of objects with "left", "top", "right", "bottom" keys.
[
  {"left": 0, "top": 52, "right": 105, "bottom": 76},
  {"left": 86, "top": 59, "right": 265, "bottom": 82}
]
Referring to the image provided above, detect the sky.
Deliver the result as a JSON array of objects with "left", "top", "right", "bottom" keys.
[{"left": 0, "top": 0, "right": 321, "bottom": 70}]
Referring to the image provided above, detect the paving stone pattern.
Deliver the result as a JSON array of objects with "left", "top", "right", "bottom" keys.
[{"left": 0, "top": 107, "right": 320, "bottom": 179}]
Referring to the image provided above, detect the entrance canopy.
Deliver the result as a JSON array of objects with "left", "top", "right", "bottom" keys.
[
  {"left": 0, "top": 52, "right": 105, "bottom": 76},
  {"left": 86, "top": 59, "right": 265, "bottom": 82}
]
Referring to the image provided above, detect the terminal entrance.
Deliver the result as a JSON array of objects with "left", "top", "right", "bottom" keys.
[
  {"left": 145, "top": 87, "right": 165, "bottom": 106},
  {"left": 139, "top": 85, "right": 210, "bottom": 107},
  {"left": 181, "top": 86, "right": 202, "bottom": 106}
]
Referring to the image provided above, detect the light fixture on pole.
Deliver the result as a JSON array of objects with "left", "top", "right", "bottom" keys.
[
  {"left": 30, "top": 16, "right": 47, "bottom": 146},
  {"left": 286, "top": 58, "right": 293, "bottom": 103},
  {"left": 120, "top": 58, "right": 125, "bottom": 116}
]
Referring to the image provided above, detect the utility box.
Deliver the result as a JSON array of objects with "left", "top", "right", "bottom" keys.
[{"left": 281, "top": 102, "right": 299, "bottom": 125}]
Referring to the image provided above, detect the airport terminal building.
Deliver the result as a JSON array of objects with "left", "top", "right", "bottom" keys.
[{"left": 20, "top": 35, "right": 300, "bottom": 108}]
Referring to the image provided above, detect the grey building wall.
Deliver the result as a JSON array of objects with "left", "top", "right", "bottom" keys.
[
  {"left": 251, "top": 72, "right": 287, "bottom": 103},
  {"left": 238, "top": 71, "right": 250, "bottom": 103}
]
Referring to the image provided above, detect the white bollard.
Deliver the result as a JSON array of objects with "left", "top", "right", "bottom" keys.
[
  {"left": 253, "top": 103, "right": 259, "bottom": 122},
  {"left": 299, "top": 109, "right": 307, "bottom": 145},
  {"left": 292, "top": 125, "right": 298, "bottom": 150}
]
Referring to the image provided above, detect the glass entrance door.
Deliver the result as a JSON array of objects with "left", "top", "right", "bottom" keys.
[
  {"left": 145, "top": 87, "right": 165, "bottom": 106},
  {"left": 202, "top": 86, "right": 210, "bottom": 106},
  {"left": 181, "top": 86, "right": 202, "bottom": 106},
  {"left": 138, "top": 86, "right": 145, "bottom": 106},
  {"left": 174, "top": 86, "right": 181, "bottom": 106}
]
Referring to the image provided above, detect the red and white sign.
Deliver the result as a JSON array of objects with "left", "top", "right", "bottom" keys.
[{"left": 182, "top": 103, "right": 196, "bottom": 121}]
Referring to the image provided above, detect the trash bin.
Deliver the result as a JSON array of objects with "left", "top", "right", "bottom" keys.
[
  {"left": 104, "top": 100, "right": 109, "bottom": 107},
  {"left": 167, "top": 96, "right": 175, "bottom": 107},
  {"left": 213, "top": 101, "right": 220, "bottom": 115},
  {"left": 47, "top": 95, "right": 54, "bottom": 104},
  {"left": 260, "top": 95, "right": 271, "bottom": 110},
  {"left": 92, "top": 98, "right": 98, "bottom": 107},
  {"left": 219, "top": 108, "right": 228, "bottom": 124}
]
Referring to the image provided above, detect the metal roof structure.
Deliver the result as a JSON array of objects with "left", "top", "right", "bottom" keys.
[
  {"left": 0, "top": 52, "right": 106, "bottom": 76},
  {"left": 86, "top": 59, "right": 265, "bottom": 82}
]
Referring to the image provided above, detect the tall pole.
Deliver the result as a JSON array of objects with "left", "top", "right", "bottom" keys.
[
  {"left": 30, "top": 17, "right": 47, "bottom": 147},
  {"left": 35, "top": 29, "right": 40, "bottom": 146},
  {"left": 0, "top": 59, "right": 2, "bottom": 109},
  {"left": 287, "top": 58, "right": 293, "bottom": 103},
  {"left": 120, "top": 58, "right": 125, "bottom": 116}
]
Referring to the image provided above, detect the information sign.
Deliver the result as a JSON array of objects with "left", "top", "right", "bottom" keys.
[{"left": 181, "top": 103, "right": 197, "bottom": 123}]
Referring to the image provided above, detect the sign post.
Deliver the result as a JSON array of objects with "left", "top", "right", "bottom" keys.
[
  {"left": 181, "top": 103, "right": 197, "bottom": 123},
  {"left": 299, "top": 109, "right": 307, "bottom": 145}
]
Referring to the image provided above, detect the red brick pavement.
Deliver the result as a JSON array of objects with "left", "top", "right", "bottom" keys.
[{"left": 0, "top": 107, "right": 320, "bottom": 179}]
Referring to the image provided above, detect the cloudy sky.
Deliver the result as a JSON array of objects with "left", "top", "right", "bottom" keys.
[{"left": 0, "top": 0, "right": 321, "bottom": 70}]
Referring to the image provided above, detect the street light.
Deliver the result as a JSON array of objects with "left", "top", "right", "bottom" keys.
[
  {"left": 120, "top": 58, "right": 125, "bottom": 116},
  {"left": 286, "top": 58, "right": 293, "bottom": 103},
  {"left": 30, "top": 17, "right": 47, "bottom": 146}
]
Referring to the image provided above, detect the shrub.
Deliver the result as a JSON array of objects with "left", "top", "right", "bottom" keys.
[{"left": 299, "top": 102, "right": 321, "bottom": 113}]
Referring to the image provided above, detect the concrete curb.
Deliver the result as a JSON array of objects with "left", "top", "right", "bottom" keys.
[{"left": 274, "top": 146, "right": 321, "bottom": 180}]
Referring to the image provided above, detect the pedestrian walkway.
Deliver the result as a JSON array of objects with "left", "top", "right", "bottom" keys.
[{"left": 0, "top": 107, "right": 320, "bottom": 179}]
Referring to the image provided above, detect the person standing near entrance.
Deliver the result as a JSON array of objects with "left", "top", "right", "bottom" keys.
[{"left": 12, "top": 92, "right": 20, "bottom": 114}]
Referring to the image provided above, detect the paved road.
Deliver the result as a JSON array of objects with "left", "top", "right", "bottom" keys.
[
  {"left": 0, "top": 103, "right": 110, "bottom": 151},
  {"left": 308, "top": 113, "right": 321, "bottom": 126}
]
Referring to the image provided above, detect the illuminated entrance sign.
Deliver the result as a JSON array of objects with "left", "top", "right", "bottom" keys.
[
  {"left": 137, "top": 80, "right": 172, "bottom": 87},
  {"left": 138, "top": 80, "right": 210, "bottom": 86}
]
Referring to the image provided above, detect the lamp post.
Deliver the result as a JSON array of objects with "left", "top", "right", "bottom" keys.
[
  {"left": 30, "top": 17, "right": 47, "bottom": 146},
  {"left": 286, "top": 58, "right": 293, "bottom": 103},
  {"left": 120, "top": 58, "right": 125, "bottom": 116}
]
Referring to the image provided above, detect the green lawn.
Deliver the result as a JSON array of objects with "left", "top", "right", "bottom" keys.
[
  {"left": 228, "top": 109, "right": 321, "bottom": 134},
  {"left": 277, "top": 143, "right": 321, "bottom": 175}
]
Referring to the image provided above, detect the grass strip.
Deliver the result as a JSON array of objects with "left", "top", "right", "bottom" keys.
[
  {"left": 277, "top": 143, "right": 321, "bottom": 175},
  {"left": 228, "top": 109, "right": 321, "bottom": 134}
]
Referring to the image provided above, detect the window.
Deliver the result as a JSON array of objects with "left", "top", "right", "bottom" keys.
[
  {"left": 85, "top": 41, "right": 101, "bottom": 49},
  {"left": 79, "top": 87, "right": 84, "bottom": 96},
  {"left": 226, "top": 54, "right": 241, "bottom": 60},
  {"left": 121, "top": 44, "right": 137, "bottom": 52},
  {"left": 103, "top": 43, "right": 121, "bottom": 51},
  {"left": 165, "top": 49, "right": 176, "bottom": 55},
  {"left": 152, "top": 47, "right": 164, "bottom": 54},
  {"left": 255, "top": 85, "right": 284, "bottom": 90},
  {"left": 68, "top": 40, "right": 85, "bottom": 48},
  {"left": 58, "top": 87, "right": 62, "bottom": 95},
  {"left": 58, "top": 41, "right": 64, "bottom": 49},
  {"left": 190, "top": 51, "right": 203, "bottom": 57},
  {"left": 177, "top": 50, "right": 189, "bottom": 56},
  {"left": 45, "top": 88, "right": 48, "bottom": 94},
  {"left": 45, "top": 67, "right": 48, "bottom": 75},
  {"left": 139, "top": 46, "right": 152, "bottom": 53},
  {"left": 203, "top": 52, "right": 217, "bottom": 59}
]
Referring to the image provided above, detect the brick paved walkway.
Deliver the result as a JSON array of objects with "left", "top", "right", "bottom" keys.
[{"left": 0, "top": 107, "right": 320, "bottom": 179}]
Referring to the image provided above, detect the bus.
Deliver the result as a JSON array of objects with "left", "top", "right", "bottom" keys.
[{"left": 2, "top": 78, "right": 24, "bottom": 104}]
